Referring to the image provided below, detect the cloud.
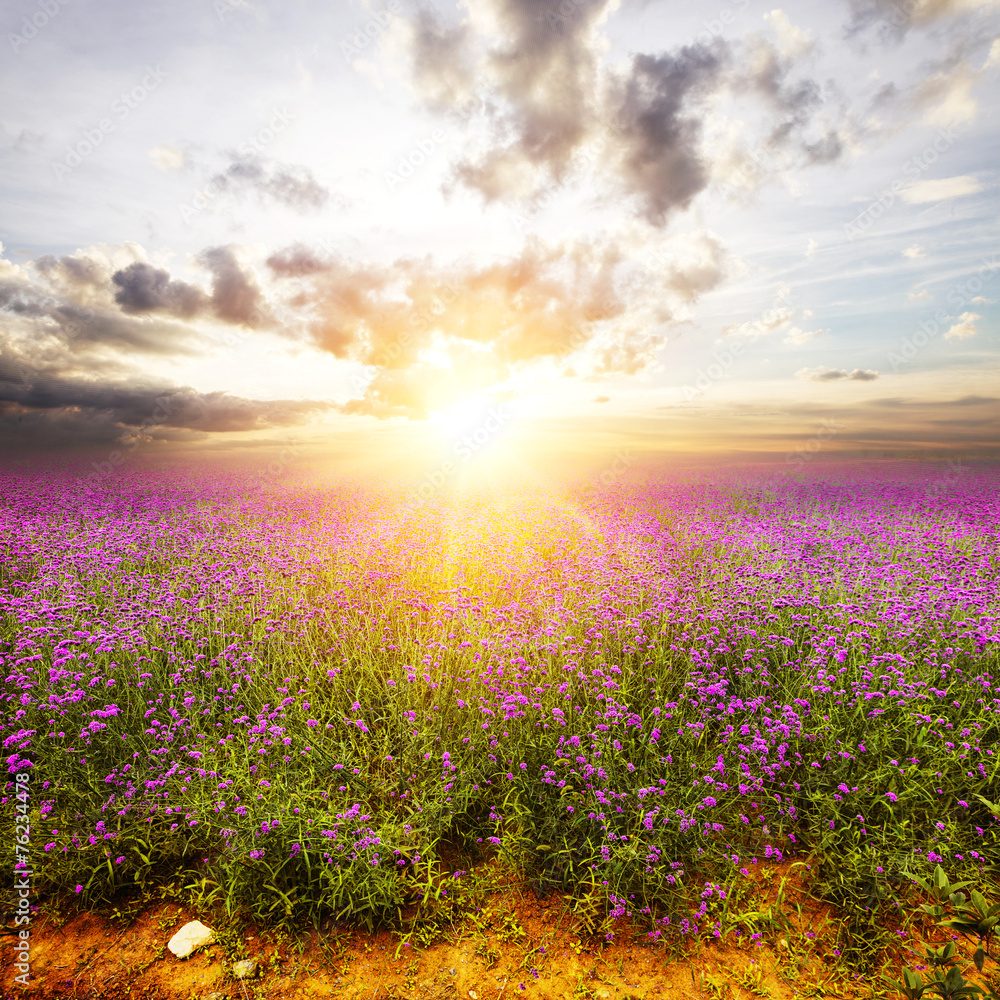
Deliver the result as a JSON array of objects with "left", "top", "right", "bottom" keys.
[
  {"left": 268, "top": 235, "right": 627, "bottom": 372},
  {"left": 105, "top": 246, "right": 272, "bottom": 329},
  {"left": 944, "top": 310, "right": 980, "bottom": 339},
  {"left": 405, "top": 7, "right": 477, "bottom": 109},
  {"left": 909, "top": 288, "right": 932, "bottom": 302},
  {"left": 901, "top": 174, "right": 984, "bottom": 203},
  {"left": 0, "top": 254, "right": 329, "bottom": 451},
  {"left": 0, "top": 369, "right": 326, "bottom": 433},
  {"left": 262, "top": 229, "right": 728, "bottom": 418},
  {"left": 763, "top": 9, "right": 814, "bottom": 59},
  {"left": 197, "top": 246, "right": 271, "bottom": 328},
  {"left": 3, "top": 248, "right": 199, "bottom": 358},
  {"left": 845, "top": 0, "right": 999, "bottom": 42},
  {"left": 397, "top": 2, "right": 846, "bottom": 223},
  {"left": 0, "top": 243, "right": 285, "bottom": 407},
  {"left": 442, "top": 0, "right": 617, "bottom": 202},
  {"left": 805, "top": 237, "right": 818, "bottom": 257},
  {"left": 150, "top": 144, "right": 185, "bottom": 171},
  {"left": 0, "top": 381, "right": 331, "bottom": 453},
  {"left": 606, "top": 44, "right": 729, "bottom": 225},
  {"left": 795, "top": 365, "right": 880, "bottom": 381},
  {"left": 902, "top": 243, "right": 927, "bottom": 258},
  {"left": 209, "top": 155, "right": 330, "bottom": 212},
  {"left": 723, "top": 287, "right": 795, "bottom": 339},
  {"left": 112, "top": 262, "right": 206, "bottom": 318},
  {"left": 783, "top": 326, "right": 826, "bottom": 345}
]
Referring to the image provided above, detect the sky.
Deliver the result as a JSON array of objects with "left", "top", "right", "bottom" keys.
[{"left": 1, "top": 0, "right": 998, "bottom": 481}]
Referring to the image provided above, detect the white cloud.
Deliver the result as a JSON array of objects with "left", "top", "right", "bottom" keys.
[
  {"left": 971, "top": 296, "right": 995, "bottom": 304},
  {"left": 795, "top": 366, "right": 879, "bottom": 382},
  {"left": 902, "top": 244, "right": 926, "bottom": 259},
  {"left": 901, "top": 175, "right": 984, "bottom": 204},
  {"left": 724, "top": 307, "right": 794, "bottom": 339},
  {"left": 987, "top": 38, "right": 1000, "bottom": 70},
  {"left": 0, "top": 242, "right": 29, "bottom": 283},
  {"left": 944, "top": 311, "right": 980, "bottom": 340},
  {"left": 149, "top": 145, "right": 185, "bottom": 172},
  {"left": 922, "top": 72, "right": 978, "bottom": 127},
  {"left": 783, "top": 326, "right": 826, "bottom": 345},
  {"left": 805, "top": 238, "right": 818, "bottom": 258},
  {"left": 763, "top": 9, "right": 814, "bottom": 59},
  {"left": 908, "top": 288, "right": 932, "bottom": 303}
]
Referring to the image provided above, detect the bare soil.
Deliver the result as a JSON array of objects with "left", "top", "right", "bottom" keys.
[{"left": 0, "top": 865, "right": 913, "bottom": 1000}]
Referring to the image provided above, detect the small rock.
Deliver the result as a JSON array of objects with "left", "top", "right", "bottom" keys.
[
  {"left": 448, "top": 967, "right": 457, "bottom": 976},
  {"left": 233, "top": 958, "right": 258, "bottom": 980},
  {"left": 469, "top": 992, "right": 479, "bottom": 1000},
  {"left": 167, "top": 920, "right": 216, "bottom": 959}
]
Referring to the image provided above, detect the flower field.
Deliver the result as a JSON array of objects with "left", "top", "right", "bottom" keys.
[{"left": 2, "top": 463, "right": 998, "bottom": 977}]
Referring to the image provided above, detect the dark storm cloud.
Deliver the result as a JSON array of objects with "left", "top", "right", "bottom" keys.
[
  {"left": 197, "top": 245, "right": 271, "bottom": 328},
  {"left": 106, "top": 247, "right": 272, "bottom": 329},
  {"left": 0, "top": 356, "right": 333, "bottom": 452},
  {"left": 209, "top": 155, "right": 330, "bottom": 212},
  {"left": 608, "top": 44, "right": 728, "bottom": 225},
  {"left": 112, "top": 261, "right": 206, "bottom": 318}
]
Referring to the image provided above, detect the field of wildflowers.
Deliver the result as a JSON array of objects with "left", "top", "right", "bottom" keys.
[{"left": 2, "top": 462, "right": 998, "bottom": 981}]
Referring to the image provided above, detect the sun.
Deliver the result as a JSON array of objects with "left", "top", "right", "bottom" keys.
[{"left": 428, "top": 397, "right": 496, "bottom": 439}]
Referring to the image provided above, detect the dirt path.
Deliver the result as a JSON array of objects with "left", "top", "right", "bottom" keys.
[{"left": 2, "top": 880, "right": 859, "bottom": 1000}]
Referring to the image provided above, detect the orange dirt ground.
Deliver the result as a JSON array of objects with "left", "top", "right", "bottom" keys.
[{"left": 0, "top": 864, "right": 954, "bottom": 1000}]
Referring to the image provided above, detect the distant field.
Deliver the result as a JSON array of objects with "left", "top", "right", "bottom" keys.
[{"left": 2, "top": 463, "right": 998, "bottom": 985}]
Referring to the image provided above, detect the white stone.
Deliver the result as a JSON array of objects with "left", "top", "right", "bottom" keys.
[
  {"left": 167, "top": 920, "right": 216, "bottom": 958},
  {"left": 233, "top": 959, "right": 258, "bottom": 980}
]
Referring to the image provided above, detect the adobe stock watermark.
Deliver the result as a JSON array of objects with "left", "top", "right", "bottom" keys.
[
  {"left": 752, "top": 418, "right": 842, "bottom": 492},
  {"left": 2, "top": 306, "right": 95, "bottom": 391},
  {"left": 924, "top": 459, "right": 969, "bottom": 500},
  {"left": 385, "top": 95, "right": 488, "bottom": 194},
  {"left": 340, "top": 0, "right": 400, "bottom": 61},
  {"left": 887, "top": 253, "right": 1000, "bottom": 371},
  {"left": 74, "top": 390, "right": 212, "bottom": 495},
  {"left": 509, "top": 178, "right": 562, "bottom": 232},
  {"left": 680, "top": 340, "right": 745, "bottom": 400},
  {"left": 178, "top": 108, "right": 296, "bottom": 225},
  {"left": 401, "top": 402, "right": 515, "bottom": 514},
  {"left": 249, "top": 438, "right": 303, "bottom": 493},
  {"left": 12, "top": 769, "right": 32, "bottom": 987},
  {"left": 872, "top": 0, "right": 919, "bottom": 41},
  {"left": 8, "top": 0, "right": 72, "bottom": 54},
  {"left": 384, "top": 128, "right": 448, "bottom": 191},
  {"left": 843, "top": 121, "right": 969, "bottom": 241},
  {"left": 780, "top": 419, "right": 841, "bottom": 477},
  {"left": 51, "top": 66, "right": 167, "bottom": 181},
  {"left": 213, "top": 0, "right": 249, "bottom": 20},
  {"left": 578, "top": 448, "right": 635, "bottom": 505}
]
